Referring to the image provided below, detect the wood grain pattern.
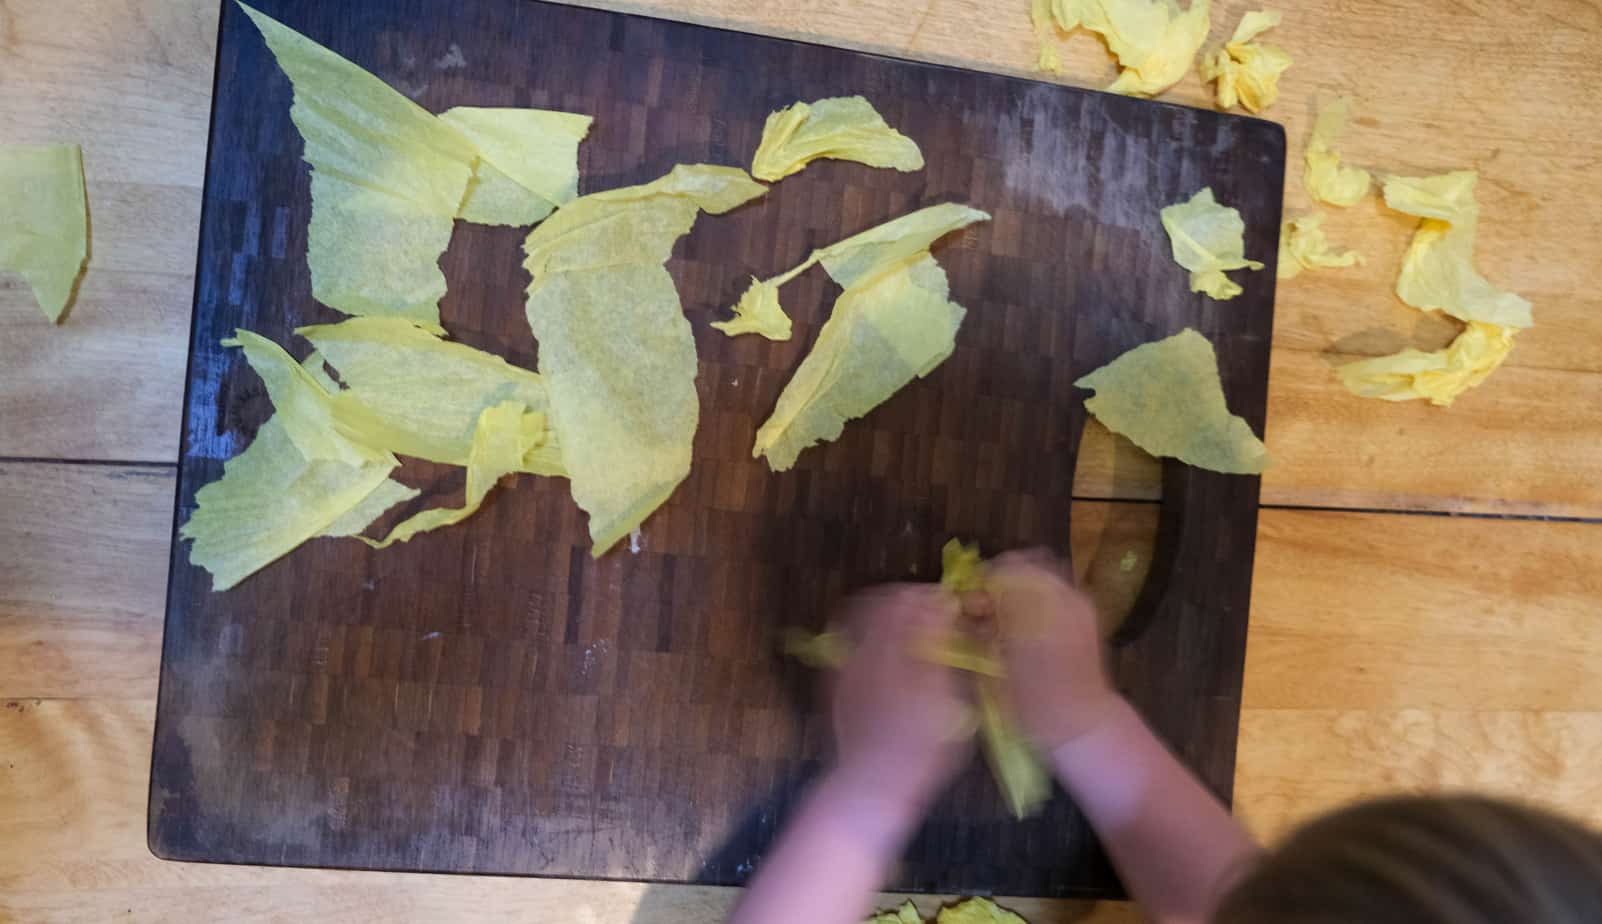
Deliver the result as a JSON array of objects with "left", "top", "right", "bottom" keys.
[{"left": 150, "top": 0, "right": 1281, "bottom": 896}]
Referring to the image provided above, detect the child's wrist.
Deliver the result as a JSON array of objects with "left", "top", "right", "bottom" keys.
[{"left": 818, "top": 759, "right": 930, "bottom": 855}]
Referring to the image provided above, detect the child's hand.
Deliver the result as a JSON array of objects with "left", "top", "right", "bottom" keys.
[
  {"left": 828, "top": 584, "right": 975, "bottom": 820},
  {"left": 989, "top": 549, "right": 1122, "bottom": 753}
]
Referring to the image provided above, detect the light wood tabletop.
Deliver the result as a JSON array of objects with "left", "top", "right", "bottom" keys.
[{"left": 3, "top": 0, "right": 1600, "bottom": 921}]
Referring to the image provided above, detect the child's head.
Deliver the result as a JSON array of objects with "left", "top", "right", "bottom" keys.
[{"left": 1215, "top": 795, "right": 1602, "bottom": 923}]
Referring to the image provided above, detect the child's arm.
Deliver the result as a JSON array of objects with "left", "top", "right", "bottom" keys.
[
  {"left": 990, "top": 551, "right": 1261, "bottom": 924},
  {"left": 729, "top": 585, "right": 973, "bottom": 924}
]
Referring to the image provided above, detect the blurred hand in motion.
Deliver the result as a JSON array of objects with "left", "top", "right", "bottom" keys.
[
  {"left": 830, "top": 583, "right": 976, "bottom": 814},
  {"left": 987, "top": 548, "right": 1121, "bottom": 754}
]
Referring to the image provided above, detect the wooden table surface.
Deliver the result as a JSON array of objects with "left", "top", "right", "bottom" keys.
[{"left": 2, "top": 0, "right": 1599, "bottom": 920}]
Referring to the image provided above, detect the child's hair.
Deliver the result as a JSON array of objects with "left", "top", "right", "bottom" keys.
[{"left": 1214, "top": 794, "right": 1602, "bottom": 923}]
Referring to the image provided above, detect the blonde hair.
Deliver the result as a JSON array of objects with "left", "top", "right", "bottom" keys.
[{"left": 1215, "top": 795, "right": 1602, "bottom": 923}]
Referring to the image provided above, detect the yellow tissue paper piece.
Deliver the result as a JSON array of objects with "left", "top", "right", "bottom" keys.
[
  {"left": 1032, "top": 0, "right": 1063, "bottom": 72},
  {"left": 1160, "top": 187, "right": 1263, "bottom": 300},
  {"left": 750, "top": 96, "right": 924, "bottom": 182},
  {"left": 1277, "top": 212, "right": 1361, "bottom": 280},
  {"left": 181, "top": 416, "right": 398, "bottom": 591},
  {"left": 523, "top": 164, "right": 767, "bottom": 554},
  {"left": 439, "top": 106, "right": 593, "bottom": 227},
  {"left": 1076, "top": 328, "right": 1269, "bottom": 474},
  {"left": 224, "top": 330, "right": 394, "bottom": 468},
  {"left": 360, "top": 400, "right": 536, "bottom": 548},
  {"left": 296, "top": 316, "right": 560, "bottom": 472},
  {"left": 1304, "top": 96, "right": 1371, "bottom": 208},
  {"left": 240, "top": 3, "right": 479, "bottom": 331},
  {"left": 1338, "top": 321, "right": 1516, "bottom": 407},
  {"left": 1382, "top": 171, "right": 1533, "bottom": 329},
  {"left": 0, "top": 143, "right": 88, "bottom": 323},
  {"left": 865, "top": 901, "right": 924, "bottom": 924},
  {"left": 977, "top": 675, "right": 1053, "bottom": 817},
  {"left": 940, "top": 538, "right": 987, "bottom": 594},
  {"left": 935, "top": 897, "right": 1030, "bottom": 924},
  {"left": 1199, "top": 10, "right": 1291, "bottom": 113},
  {"left": 752, "top": 203, "right": 990, "bottom": 471},
  {"left": 711, "top": 275, "right": 794, "bottom": 340},
  {"left": 1052, "top": 0, "right": 1212, "bottom": 97},
  {"left": 317, "top": 477, "right": 419, "bottom": 538}
]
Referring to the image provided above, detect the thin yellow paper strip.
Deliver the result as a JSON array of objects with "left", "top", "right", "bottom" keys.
[
  {"left": 523, "top": 164, "right": 767, "bottom": 554},
  {"left": 297, "top": 316, "right": 560, "bottom": 472},
  {"left": 360, "top": 400, "right": 537, "bottom": 548},
  {"left": 1050, "top": 0, "right": 1212, "bottom": 97},
  {"left": 223, "top": 330, "right": 393, "bottom": 468},
  {"left": 318, "top": 477, "right": 419, "bottom": 538},
  {"left": 1382, "top": 170, "right": 1533, "bottom": 329},
  {"left": 180, "top": 416, "right": 399, "bottom": 590},
  {"left": 1277, "top": 212, "right": 1361, "bottom": 279},
  {"left": 1031, "top": 0, "right": 1063, "bottom": 72},
  {"left": 1199, "top": 10, "right": 1291, "bottom": 113},
  {"left": 752, "top": 203, "right": 991, "bottom": 470},
  {"left": 750, "top": 96, "right": 924, "bottom": 182},
  {"left": 1075, "top": 328, "right": 1269, "bottom": 474},
  {"left": 1338, "top": 321, "right": 1516, "bottom": 407},
  {"left": 440, "top": 106, "right": 593, "bottom": 226},
  {"left": 1160, "top": 187, "right": 1263, "bottom": 300},
  {"left": 0, "top": 143, "right": 88, "bottom": 323},
  {"left": 1304, "top": 96, "right": 1371, "bottom": 207}
]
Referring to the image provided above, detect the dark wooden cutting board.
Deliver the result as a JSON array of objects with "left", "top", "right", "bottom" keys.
[{"left": 151, "top": 0, "right": 1283, "bottom": 898}]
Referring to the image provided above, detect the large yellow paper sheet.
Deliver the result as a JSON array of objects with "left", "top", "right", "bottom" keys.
[
  {"left": 523, "top": 164, "right": 767, "bottom": 554},
  {"left": 0, "top": 143, "right": 88, "bottom": 323},
  {"left": 1304, "top": 96, "right": 1371, "bottom": 207},
  {"left": 297, "top": 316, "right": 560, "bottom": 471},
  {"left": 1338, "top": 321, "right": 1516, "bottom": 407},
  {"left": 1199, "top": 10, "right": 1291, "bottom": 113},
  {"left": 180, "top": 416, "right": 399, "bottom": 591},
  {"left": 751, "top": 203, "right": 990, "bottom": 471},
  {"left": 440, "top": 107, "right": 593, "bottom": 226},
  {"left": 1160, "top": 187, "right": 1263, "bottom": 300},
  {"left": 1050, "top": 0, "right": 1212, "bottom": 97},
  {"left": 1277, "top": 212, "right": 1361, "bottom": 279},
  {"left": 1382, "top": 171, "right": 1533, "bottom": 329},
  {"left": 240, "top": 3, "right": 479, "bottom": 331},
  {"left": 360, "top": 400, "right": 537, "bottom": 548},
  {"left": 750, "top": 96, "right": 924, "bottom": 182},
  {"left": 1075, "top": 328, "right": 1269, "bottom": 474}
]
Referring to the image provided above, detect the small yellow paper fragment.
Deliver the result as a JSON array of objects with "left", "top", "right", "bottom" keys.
[
  {"left": 1199, "top": 10, "right": 1291, "bottom": 113},
  {"left": 1382, "top": 171, "right": 1533, "bottom": 329},
  {"left": 361, "top": 400, "right": 537, "bottom": 547},
  {"left": 0, "top": 143, "right": 88, "bottom": 323},
  {"left": 750, "top": 96, "right": 924, "bottom": 182},
  {"left": 1032, "top": 0, "right": 1062, "bottom": 72},
  {"left": 865, "top": 901, "right": 924, "bottom": 924},
  {"left": 1050, "top": 0, "right": 1212, "bottom": 97},
  {"left": 297, "top": 316, "right": 559, "bottom": 471},
  {"left": 1160, "top": 187, "right": 1263, "bottom": 300},
  {"left": 439, "top": 106, "right": 593, "bottom": 226},
  {"left": 1304, "top": 96, "right": 1371, "bottom": 207},
  {"left": 1075, "top": 328, "right": 1269, "bottom": 474},
  {"left": 1277, "top": 212, "right": 1361, "bottom": 280},
  {"left": 223, "top": 330, "right": 393, "bottom": 468},
  {"left": 711, "top": 275, "right": 793, "bottom": 340},
  {"left": 752, "top": 203, "right": 990, "bottom": 470},
  {"left": 1338, "top": 321, "right": 1516, "bottom": 407},
  {"left": 524, "top": 164, "right": 767, "bottom": 554},
  {"left": 935, "top": 897, "right": 1030, "bottom": 924},
  {"left": 977, "top": 675, "right": 1053, "bottom": 817},
  {"left": 940, "top": 538, "right": 987, "bottom": 594},
  {"left": 180, "top": 417, "right": 398, "bottom": 591}
]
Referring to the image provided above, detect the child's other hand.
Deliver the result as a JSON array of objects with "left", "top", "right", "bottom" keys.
[
  {"left": 829, "top": 584, "right": 975, "bottom": 820},
  {"left": 989, "top": 549, "right": 1122, "bottom": 754}
]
